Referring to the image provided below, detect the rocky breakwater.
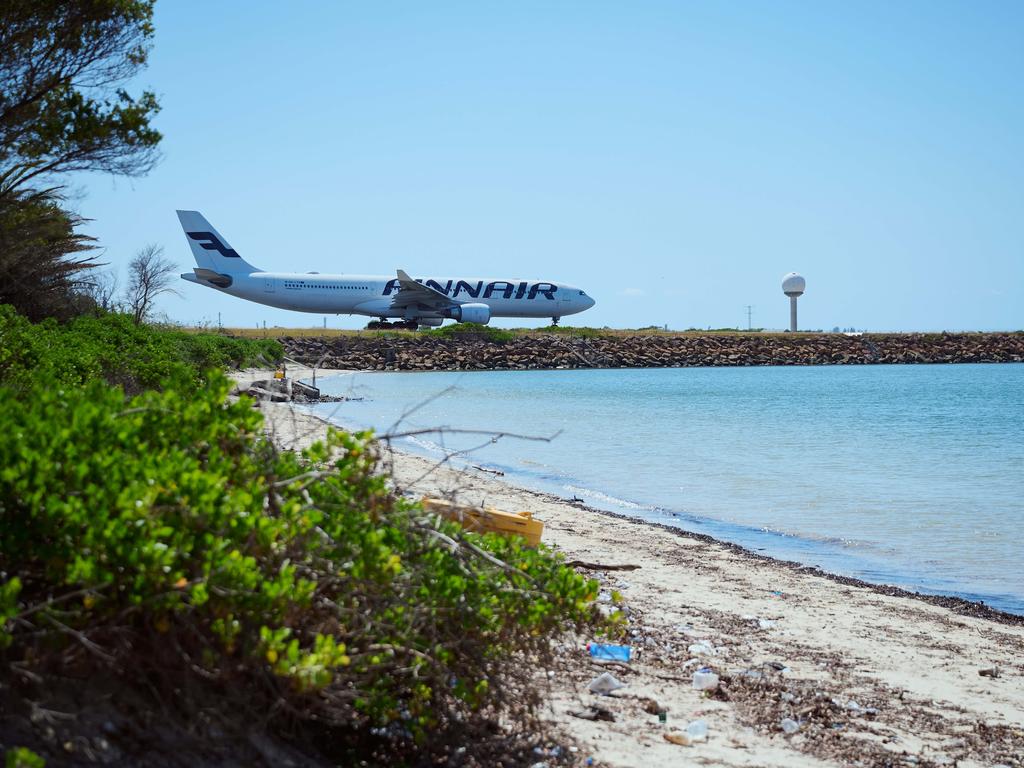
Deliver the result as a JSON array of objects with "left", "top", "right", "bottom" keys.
[{"left": 281, "top": 332, "right": 1024, "bottom": 372}]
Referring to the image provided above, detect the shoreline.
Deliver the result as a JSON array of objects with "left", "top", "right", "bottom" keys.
[
  {"left": 236, "top": 369, "right": 1024, "bottom": 766},
  {"left": 296, "top": 368, "right": 1023, "bottom": 621}
]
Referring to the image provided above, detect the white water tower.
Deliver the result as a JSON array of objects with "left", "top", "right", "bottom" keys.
[{"left": 782, "top": 272, "right": 805, "bottom": 332}]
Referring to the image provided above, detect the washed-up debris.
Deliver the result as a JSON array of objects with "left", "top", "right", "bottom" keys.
[
  {"left": 588, "top": 671, "right": 626, "bottom": 695},
  {"left": 692, "top": 667, "right": 719, "bottom": 691},
  {"left": 641, "top": 698, "right": 665, "bottom": 716},
  {"left": 421, "top": 497, "right": 544, "bottom": 546},
  {"left": 978, "top": 667, "right": 1001, "bottom": 678},
  {"left": 780, "top": 717, "right": 800, "bottom": 734},
  {"left": 663, "top": 732, "right": 692, "bottom": 746},
  {"left": 472, "top": 464, "right": 504, "bottom": 476},
  {"left": 587, "top": 642, "right": 630, "bottom": 662},
  {"left": 686, "top": 720, "right": 709, "bottom": 742},
  {"left": 247, "top": 377, "right": 322, "bottom": 403},
  {"left": 564, "top": 560, "right": 641, "bottom": 572},
  {"left": 569, "top": 705, "right": 615, "bottom": 722},
  {"left": 687, "top": 641, "right": 715, "bottom": 656}
]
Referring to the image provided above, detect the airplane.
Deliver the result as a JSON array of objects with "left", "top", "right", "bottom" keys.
[{"left": 177, "top": 210, "right": 596, "bottom": 329}]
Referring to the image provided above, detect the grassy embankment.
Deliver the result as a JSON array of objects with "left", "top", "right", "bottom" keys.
[{"left": 0, "top": 306, "right": 604, "bottom": 765}]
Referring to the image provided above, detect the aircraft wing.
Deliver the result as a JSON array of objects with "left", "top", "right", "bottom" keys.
[{"left": 389, "top": 269, "right": 458, "bottom": 310}]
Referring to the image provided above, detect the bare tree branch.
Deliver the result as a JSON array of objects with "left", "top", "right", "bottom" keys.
[{"left": 125, "top": 243, "right": 178, "bottom": 324}]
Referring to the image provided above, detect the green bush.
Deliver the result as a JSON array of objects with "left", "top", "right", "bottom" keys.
[
  {"left": 422, "top": 322, "right": 517, "bottom": 343},
  {"left": 0, "top": 305, "right": 281, "bottom": 393},
  {"left": 0, "top": 373, "right": 600, "bottom": 748},
  {"left": 534, "top": 325, "right": 607, "bottom": 338},
  {"left": 4, "top": 747, "right": 45, "bottom": 768}
]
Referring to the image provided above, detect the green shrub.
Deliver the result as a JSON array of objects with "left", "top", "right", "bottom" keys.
[
  {"left": 0, "top": 305, "right": 281, "bottom": 393},
  {"left": 0, "top": 373, "right": 600, "bottom": 748},
  {"left": 534, "top": 325, "right": 607, "bottom": 338},
  {"left": 422, "top": 322, "right": 517, "bottom": 343},
  {"left": 4, "top": 747, "right": 45, "bottom": 768}
]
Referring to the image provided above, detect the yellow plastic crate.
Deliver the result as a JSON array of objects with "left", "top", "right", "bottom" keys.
[{"left": 421, "top": 497, "right": 544, "bottom": 547}]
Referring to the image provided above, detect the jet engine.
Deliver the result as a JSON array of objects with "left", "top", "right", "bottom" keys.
[{"left": 449, "top": 303, "right": 491, "bottom": 325}]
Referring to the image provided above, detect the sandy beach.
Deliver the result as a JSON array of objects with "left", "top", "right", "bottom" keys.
[{"left": 236, "top": 368, "right": 1024, "bottom": 767}]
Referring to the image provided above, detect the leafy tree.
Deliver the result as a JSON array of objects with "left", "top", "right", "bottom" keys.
[
  {"left": 0, "top": 0, "right": 161, "bottom": 190},
  {"left": 125, "top": 243, "right": 178, "bottom": 324},
  {"left": 0, "top": 180, "right": 97, "bottom": 320},
  {"left": 0, "top": 1, "right": 162, "bottom": 320}
]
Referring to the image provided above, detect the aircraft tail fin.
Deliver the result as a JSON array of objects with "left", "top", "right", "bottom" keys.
[{"left": 176, "top": 210, "right": 261, "bottom": 274}]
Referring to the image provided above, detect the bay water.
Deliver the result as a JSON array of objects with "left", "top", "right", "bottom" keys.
[{"left": 309, "top": 364, "right": 1024, "bottom": 614}]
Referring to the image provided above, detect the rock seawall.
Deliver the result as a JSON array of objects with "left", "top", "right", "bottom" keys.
[{"left": 281, "top": 332, "right": 1024, "bottom": 371}]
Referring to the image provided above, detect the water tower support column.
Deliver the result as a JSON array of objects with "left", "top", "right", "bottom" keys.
[{"left": 781, "top": 272, "right": 806, "bottom": 333}]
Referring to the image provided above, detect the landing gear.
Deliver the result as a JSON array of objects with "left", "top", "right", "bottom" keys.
[{"left": 551, "top": 316, "right": 560, "bottom": 326}]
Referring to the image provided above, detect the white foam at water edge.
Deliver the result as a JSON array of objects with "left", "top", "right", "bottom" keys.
[
  {"left": 564, "top": 484, "right": 654, "bottom": 511},
  {"left": 402, "top": 434, "right": 461, "bottom": 458}
]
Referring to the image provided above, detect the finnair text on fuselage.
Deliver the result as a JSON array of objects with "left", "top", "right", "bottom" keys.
[
  {"left": 175, "top": 210, "right": 595, "bottom": 327},
  {"left": 387, "top": 278, "right": 556, "bottom": 301}
]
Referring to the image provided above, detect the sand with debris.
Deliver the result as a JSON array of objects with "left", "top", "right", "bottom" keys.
[{"left": 236, "top": 368, "right": 1024, "bottom": 767}]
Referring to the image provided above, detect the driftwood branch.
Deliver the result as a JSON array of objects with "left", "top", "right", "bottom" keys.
[{"left": 563, "top": 560, "right": 640, "bottom": 572}]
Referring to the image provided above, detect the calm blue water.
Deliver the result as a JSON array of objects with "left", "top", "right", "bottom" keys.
[{"left": 309, "top": 365, "right": 1024, "bottom": 614}]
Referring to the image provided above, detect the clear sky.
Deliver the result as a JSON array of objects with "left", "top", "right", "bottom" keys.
[{"left": 70, "top": 0, "right": 1023, "bottom": 331}]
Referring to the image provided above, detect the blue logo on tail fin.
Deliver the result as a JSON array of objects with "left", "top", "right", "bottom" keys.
[{"left": 187, "top": 231, "right": 239, "bottom": 258}]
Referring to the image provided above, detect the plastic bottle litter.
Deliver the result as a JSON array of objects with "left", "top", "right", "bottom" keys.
[
  {"left": 588, "top": 642, "right": 631, "bottom": 662},
  {"left": 686, "top": 719, "right": 709, "bottom": 742},
  {"left": 588, "top": 671, "right": 626, "bottom": 695},
  {"left": 687, "top": 641, "right": 715, "bottom": 656},
  {"left": 780, "top": 717, "right": 800, "bottom": 734},
  {"left": 691, "top": 667, "right": 719, "bottom": 691}
]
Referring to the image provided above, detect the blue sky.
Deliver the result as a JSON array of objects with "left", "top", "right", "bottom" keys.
[{"left": 71, "top": 1, "right": 1023, "bottom": 331}]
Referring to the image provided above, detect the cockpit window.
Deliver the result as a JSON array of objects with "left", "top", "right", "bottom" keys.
[{"left": 579, "top": 290, "right": 586, "bottom": 296}]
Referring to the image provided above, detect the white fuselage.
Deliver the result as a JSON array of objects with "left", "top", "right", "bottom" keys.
[{"left": 181, "top": 271, "right": 596, "bottom": 320}]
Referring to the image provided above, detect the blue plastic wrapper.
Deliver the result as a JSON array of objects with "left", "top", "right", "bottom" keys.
[{"left": 588, "top": 643, "right": 631, "bottom": 662}]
